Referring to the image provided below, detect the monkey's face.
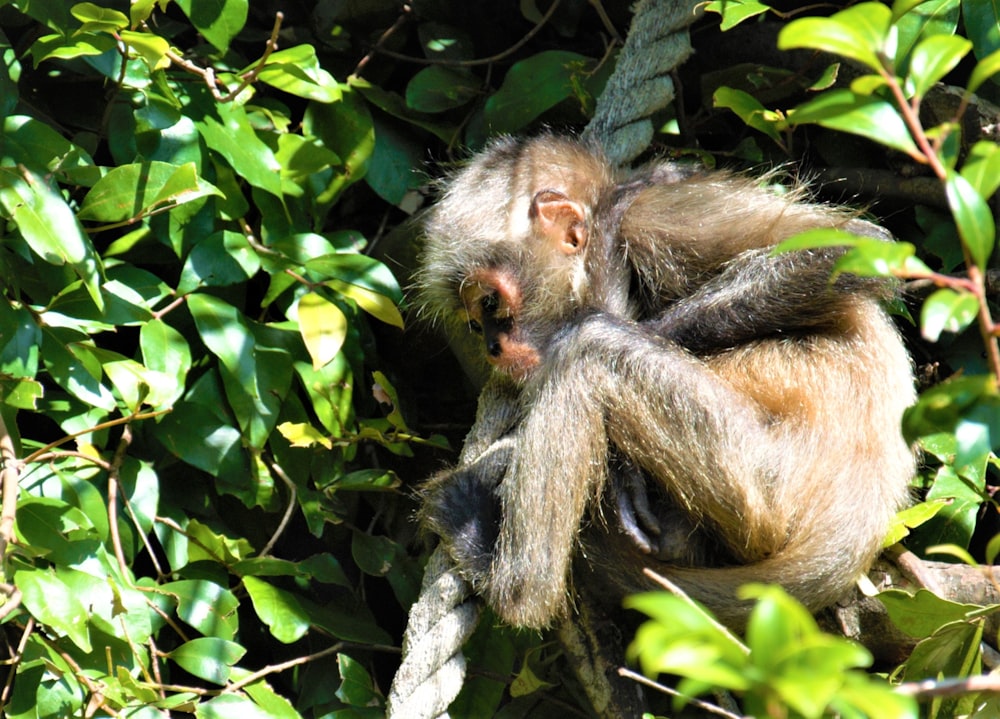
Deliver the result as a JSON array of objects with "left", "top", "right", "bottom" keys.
[{"left": 460, "top": 265, "right": 541, "bottom": 382}]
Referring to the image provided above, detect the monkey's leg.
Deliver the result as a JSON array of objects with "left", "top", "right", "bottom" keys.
[{"left": 483, "top": 313, "right": 781, "bottom": 627}]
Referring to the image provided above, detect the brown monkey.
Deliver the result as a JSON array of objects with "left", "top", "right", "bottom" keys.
[{"left": 417, "top": 135, "right": 915, "bottom": 630}]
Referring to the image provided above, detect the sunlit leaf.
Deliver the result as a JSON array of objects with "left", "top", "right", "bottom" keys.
[
  {"left": 324, "top": 277, "right": 403, "bottom": 329},
  {"left": 243, "top": 576, "right": 310, "bottom": 644},
  {"left": 168, "top": 637, "right": 245, "bottom": 685},
  {"left": 788, "top": 90, "right": 919, "bottom": 156},
  {"left": 908, "top": 34, "right": 969, "bottom": 97},
  {"left": 295, "top": 291, "right": 347, "bottom": 369},
  {"left": 174, "top": 0, "right": 248, "bottom": 53},
  {"left": 778, "top": 3, "right": 892, "bottom": 72},
  {"left": 945, "top": 171, "right": 995, "bottom": 268},
  {"left": 920, "top": 288, "right": 979, "bottom": 342},
  {"left": 0, "top": 166, "right": 104, "bottom": 309}
]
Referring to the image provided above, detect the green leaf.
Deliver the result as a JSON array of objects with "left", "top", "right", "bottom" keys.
[
  {"left": 140, "top": 318, "right": 192, "bottom": 407},
  {"left": 78, "top": 161, "right": 222, "bottom": 222},
  {"left": 945, "top": 170, "right": 995, "bottom": 268},
  {"left": 29, "top": 31, "right": 117, "bottom": 64},
  {"left": 187, "top": 293, "right": 253, "bottom": 379},
  {"left": 243, "top": 576, "right": 310, "bottom": 644},
  {"left": 1, "top": 115, "right": 99, "bottom": 186},
  {"left": 174, "top": 0, "right": 247, "bottom": 54},
  {"left": 778, "top": 3, "right": 892, "bottom": 72},
  {"left": 199, "top": 693, "right": 291, "bottom": 719},
  {"left": 0, "top": 166, "right": 104, "bottom": 310},
  {"left": 164, "top": 579, "right": 240, "bottom": 640},
  {"left": 168, "top": 637, "right": 245, "bottom": 685},
  {"left": 41, "top": 328, "right": 116, "bottom": 411},
  {"left": 908, "top": 34, "right": 970, "bottom": 97},
  {"left": 705, "top": 0, "right": 772, "bottom": 30},
  {"left": 405, "top": 66, "right": 479, "bottom": 112},
  {"left": 178, "top": 230, "right": 260, "bottom": 293},
  {"left": 484, "top": 50, "right": 595, "bottom": 133},
  {"left": 194, "top": 101, "right": 284, "bottom": 199},
  {"left": 920, "top": 288, "right": 979, "bottom": 341},
  {"left": 961, "top": 140, "right": 1000, "bottom": 199},
  {"left": 305, "top": 85, "right": 375, "bottom": 204},
  {"left": 789, "top": 90, "right": 918, "bottom": 156},
  {"left": 17, "top": 565, "right": 93, "bottom": 651},
  {"left": 962, "top": 0, "right": 1000, "bottom": 60},
  {"left": 120, "top": 30, "right": 171, "bottom": 71},
  {"left": 324, "top": 278, "right": 404, "bottom": 329},
  {"left": 295, "top": 291, "right": 347, "bottom": 370},
  {"left": 713, "top": 87, "right": 785, "bottom": 144},
  {"left": 968, "top": 47, "right": 1000, "bottom": 94},
  {"left": 304, "top": 253, "right": 403, "bottom": 304},
  {"left": 336, "top": 654, "right": 379, "bottom": 707},
  {"left": 70, "top": 2, "right": 129, "bottom": 32},
  {"left": 255, "top": 45, "right": 341, "bottom": 103}
]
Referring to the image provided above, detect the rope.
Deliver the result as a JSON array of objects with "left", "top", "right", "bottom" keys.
[
  {"left": 385, "top": 546, "right": 481, "bottom": 719},
  {"left": 582, "top": 0, "right": 703, "bottom": 165},
  {"left": 389, "top": 2, "right": 703, "bottom": 715}
]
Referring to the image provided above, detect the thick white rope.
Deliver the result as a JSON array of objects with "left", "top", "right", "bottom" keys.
[
  {"left": 582, "top": 0, "right": 702, "bottom": 165},
  {"left": 385, "top": 546, "right": 480, "bottom": 719}
]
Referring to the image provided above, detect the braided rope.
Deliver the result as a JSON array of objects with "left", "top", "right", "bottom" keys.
[
  {"left": 582, "top": 0, "right": 702, "bottom": 165},
  {"left": 385, "top": 546, "right": 481, "bottom": 719}
]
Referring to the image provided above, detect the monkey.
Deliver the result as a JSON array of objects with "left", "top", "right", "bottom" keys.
[{"left": 416, "top": 134, "right": 916, "bottom": 630}]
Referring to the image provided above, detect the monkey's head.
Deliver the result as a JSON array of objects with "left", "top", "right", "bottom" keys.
[{"left": 417, "top": 136, "right": 617, "bottom": 382}]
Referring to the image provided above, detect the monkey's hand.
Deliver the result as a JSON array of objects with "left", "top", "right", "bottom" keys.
[
  {"left": 612, "top": 460, "right": 721, "bottom": 567},
  {"left": 419, "top": 436, "right": 516, "bottom": 586}
]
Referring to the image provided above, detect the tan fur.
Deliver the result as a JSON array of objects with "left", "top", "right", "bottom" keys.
[{"left": 418, "top": 135, "right": 916, "bottom": 631}]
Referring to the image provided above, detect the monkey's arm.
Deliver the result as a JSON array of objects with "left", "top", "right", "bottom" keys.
[{"left": 647, "top": 244, "right": 894, "bottom": 353}]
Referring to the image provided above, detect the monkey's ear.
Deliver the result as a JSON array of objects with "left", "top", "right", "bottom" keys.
[{"left": 531, "top": 190, "right": 587, "bottom": 255}]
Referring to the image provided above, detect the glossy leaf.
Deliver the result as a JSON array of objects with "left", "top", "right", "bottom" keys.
[
  {"left": 296, "top": 291, "right": 347, "bottom": 369},
  {"left": 968, "top": 47, "right": 1000, "bottom": 93},
  {"left": 164, "top": 579, "right": 240, "bottom": 640},
  {"left": 788, "top": 90, "right": 919, "bottom": 156},
  {"left": 713, "top": 87, "right": 785, "bottom": 144},
  {"left": 921, "top": 288, "right": 979, "bottom": 341},
  {"left": 945, "top": 171, "right": 995, "bottom": 268},
  {"left": 962, "top": 0, "right": 1000, "bottom": 59},
  {"left": 484, "top": 50, "right": 594, "bottom": 133},
  {"left": 194, "top": 102, "right": 284, "bottom": 198},
  {"left": 168, "top": 638, "right": 245, "bottom": 685},
  {"left": 78, "top": 161, "right": 222, "bottom": 222},
  {"left": 243, "top": 576, "right": 310, "bottom": 644},
  {"left": 961, "top": 141, "right": 1000, "bottom": 199},
  {"left": 0, "top": 166, "right": 104, "bottom": 309},
  {"left": 255, "top": 45, "right": 341, "bottom": 103},
  {"left": 70, "top": 2, "right": 129, "bottom": 32},
  {"left": 174, "top": 0, "right": 248, "bottom": 53},
  {"left": 406, "top": 66, "right": 480, "bottom": 112},
  {"left": 778, "top": 3, "right": 892, "bottom": 72},
  {"left": 705, "top": 0, "right": 771, "bottom": 30},
  {"left": 324, "top": 278, "right": 404, "bottom": 329},
  {"left": 17, "top": 565, "right": 93, "bottom": 651},
  {"left": 908, "top": 34, "right": 970, "bottom": 97}
]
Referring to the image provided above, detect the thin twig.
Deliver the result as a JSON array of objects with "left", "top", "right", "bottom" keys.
[
  {"left": 366, "top": 0, "right": 563, "bottom": 69},
  {"left": 259, "top": 460, "right": 297, "bottom": 557},
  {"left": 0, "top": 410, "right": 20, "bottom": 560},
  {"left": 618, "top": 667, "right": 749, "bottom": 719}
]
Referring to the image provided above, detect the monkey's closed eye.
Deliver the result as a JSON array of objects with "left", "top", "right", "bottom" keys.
[{"left": 468, "top": 319, "right": 483, "bottom": 334}]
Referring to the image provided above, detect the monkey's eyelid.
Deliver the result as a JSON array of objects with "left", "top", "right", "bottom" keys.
[{"left": 468, "top": 319, "right": 483, "bottom": 334}]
